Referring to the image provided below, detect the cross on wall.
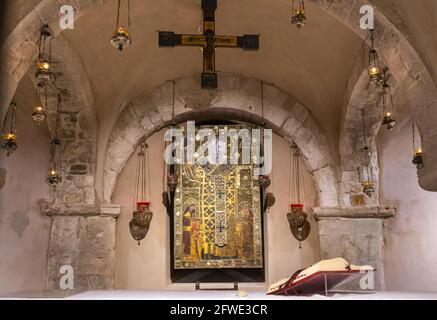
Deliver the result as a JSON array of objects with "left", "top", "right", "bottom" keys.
[{"left": 158, "top": 0, "right": 259, "bottom": 88}]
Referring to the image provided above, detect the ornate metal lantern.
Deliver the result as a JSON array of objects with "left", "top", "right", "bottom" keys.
[
  {"left": 110, "top": 0, "right": 132, "bottom": 51},
  {"left": 291, "top": 0, "right": 306, "bottom": 30},
  {"left": 1, "top": 101, "right": 18, "bottom": 156},
  {"left": 412, "top": 121, "right": 423, "bottom": 169},
  {"left": 35, "top": 25, "right": 52, "bottom": 84},
  {"left": 129, "top": 142, "right": 153, "bottom": 245},
  {"left": 381, "top": 76, "right": 397, "bottom": 130},
  {"left": 46, "top": 94, "right": 63, "bottom": 190},
  {"left": 258, "top": 174, "right": 271, "bottom": 189},
  {"left": 287, "top": 145, "right": 310, "bottom": 246},
  {"left": 359, "top": 110, "right": 375, "bottom": 197},
  {"left": 31, "top": 84, "right": 47, "bottom": 123},
  {"left": 46, "top": 139, "right": 63, "bottom": 189},
  {"left": 368, "top": 29, "right": 383, "bottom": 85}
]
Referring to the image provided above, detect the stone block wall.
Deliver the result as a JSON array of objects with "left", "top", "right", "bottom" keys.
[
  {"left": 314, "top": 206, "right": 395, "bottom": 291},
  {"left": 46, "top": 213, "right": 117, "bottom": 290}
]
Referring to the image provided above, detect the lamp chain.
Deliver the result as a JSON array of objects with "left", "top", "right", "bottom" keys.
[{"left": 116, "top": 0, "right": 121, "bottom": 28}]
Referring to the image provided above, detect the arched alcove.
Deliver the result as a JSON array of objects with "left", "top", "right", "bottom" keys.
[
  {"left": 104, "top": 73, "right": 338, "bottom": 208},
  {"left": 112, "top": 127, "right": 319, "bottom": 289}
]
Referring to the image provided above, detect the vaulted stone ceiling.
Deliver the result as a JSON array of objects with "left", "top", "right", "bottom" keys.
[
  {"left": 63, "top": 0, "right": 365, "bottom": 160},
  {"left": 3, "top": 0, "right": 437, "bottom": 193},
  {"left": 4, "top": 0, "right": 365, "bottom": 159}
]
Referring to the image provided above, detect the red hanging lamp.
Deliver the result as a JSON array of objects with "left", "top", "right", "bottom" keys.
[
  {"left": 287, "top": 144, "right": 310, "bottom": 247},
  {"left": 129, "top": 142, "right": 153, "bottom": 245}
]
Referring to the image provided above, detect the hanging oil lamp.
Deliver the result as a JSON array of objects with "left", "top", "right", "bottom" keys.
[
  {"left": 368, "top": 29, "right": 383, "bottom": 85},
  {"left": 46, "top": 138, "right": 63, "bottom": 189},
  {"left": 46, "top": 94, "right": 63, "bottom": 190},
  {"left": 360, "top": 110, "right": 375, "bottom": 197},
  {"left": 129, "top": 142, "right": 153, "bottom": 245},
  {"left": 411, "top": 121, "right": 424, "bottom": 169},
  {"left": 1, "top": 101, "right": 18, "bottom": 156},
  {"left": 35, "top": 24, "right": 52, "bottom": 84},
  {"left": 165, "top": 80, "right": 180, "bottom": 194},
  {"left": 258, "top": 175, "right": 271, "bottom": 189},
  {"left": 287, "top": 145, "right": 310, "bottom": 247},
  {"left": 381, "top": 76, "right": 396, "bottom": 130},
  {"left": 291, "top": 0, "right": 306, "bottom": 30},
  {"left": 110, "top": 0, "right": 132, "bottom": 51},
  {"left": 31, "top": 84, "right": 47, "bottom": 123},
  {"left": 257, "top": 82, "right": 272, "bottom": 190}
]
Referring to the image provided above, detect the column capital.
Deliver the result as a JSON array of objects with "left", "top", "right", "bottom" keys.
[
  {"left": 312, "top": 205, "right": 396, "bottom": 220},
  {"left": 40, "top": 200, "right": 121, "bottom": 217}
]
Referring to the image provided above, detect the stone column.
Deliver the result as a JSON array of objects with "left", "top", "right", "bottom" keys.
[
  {"left": 41, "top": 202, "right": 120, "bottom": 290},
  {"left": 313, "top": 206, "right": 395, "bottom": 291}
]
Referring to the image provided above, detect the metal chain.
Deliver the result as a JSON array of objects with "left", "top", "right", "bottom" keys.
[
  {"left": 260, "top": 81, "right": 265, "bottom": 125},
  {"left": 412, "top": 119, "right": 416, "bottom": 152},
  {"left": 128, "top": 0, "right": 131, "bottom": 29},
  {"left": 116, "top": 0, "right": 121, "bottom": 28}
]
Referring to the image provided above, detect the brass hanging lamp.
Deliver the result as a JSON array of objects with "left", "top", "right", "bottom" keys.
[
  {"left": 1, "top": 101, "right": 18, "bottom": 156},
  {"left": 368, "top": 29, "right": 383, "bottom": 85},
  {"left": 381, "top": 74, "right": 397, "bottom": 130},
  {"left": 35, "top": 24, "right": 53, "bottom": 84},
  {"left": 291, "top": 0, "right": 306, "bottom": 30},
  {"left": 46, "top": 94, "right": 63, "bottom": 190},
  {"left": 129, "top": 142, "right": 153, "bottom": 245},
  {"left": 110, "top": 0, "right": 132, "bottom": 51},
  {"left": 411, "top": 121, "right": 423, "bottom": 169},
  {"left": 31, "top": 84, "right": 47, "bottom": 124},
  {"left": 359, "top": 109, "right": 375, "bottom": 197},
  {"left": 287, "top": 144, "right": 310, "bottom": 247}
]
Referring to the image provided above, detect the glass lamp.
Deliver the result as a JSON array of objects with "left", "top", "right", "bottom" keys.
[
  {"left": 31, "top": 85, "right": 47, "bottom": 124},
  {"left": 381, "top": 81, "right": 397, "bottom": 130},
  {"left": 291, "top": 0, "right": 306, "bottom": 30},
  {"left": 111, "top": 26, "right": 132, "bottom": 51},
  {"left": 368, "top": 30, "right": 382, "bottom": 85},
  {"left": 382, "top": 112, "right": 396, "bottom": 130},
  {"left": 46, "top": 169, "right": 62, "bottom": 189},
  {"left": 362, "top": 180, "right": 375, "bottom": 197},
  {"left": 35, "top": 24, "right": 52, "bottom": 84},
  {"left": 111, "top": 0, "right": 132, "bottom": 51},
  {"left": 31, "top": 105, "right": 46, "bottom": 123},
  {"left": 46, "top": 138, "right": 62, "bottom": 189},
  {"left": 412, "top": 147, "right": 423, "bottom": 169},
  {"left": 35, "top": 59, "right": 51, "bottom": 83},
  {"left": 1, "top": 102, "right": 18, "bottom": 156},
  {"left": 1, "top": 133, "right": 17, "bottom": 156}
]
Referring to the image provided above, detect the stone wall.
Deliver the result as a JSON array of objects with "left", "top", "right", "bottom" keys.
[
  {"left": 0, "top": 85, "right": 51, "bottom": 294},
  {"left": 314, "top": 206, "right": 395, "bottom": 290},
  {"left": 45, "top": 209, "right": 118, "bottom": 290}
]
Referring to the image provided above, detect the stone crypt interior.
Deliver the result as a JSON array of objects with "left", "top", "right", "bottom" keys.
[{"left": 1, "top": 0, "right": 437, "bottom": 299}]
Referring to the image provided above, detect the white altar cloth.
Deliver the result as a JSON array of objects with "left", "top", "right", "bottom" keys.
[
  {"left": 66, "top": 290, "right": 437, "bottom": 300},
  {"left": 0, "top": 290, "right": 437, "bottom": 301},
  {"left": 2, "top": 290, "right": 437, "bottom": 300}
]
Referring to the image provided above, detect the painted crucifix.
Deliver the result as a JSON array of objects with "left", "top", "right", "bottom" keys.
[{"left": 158, "top": 0, "right": 260, "bottom": 88}]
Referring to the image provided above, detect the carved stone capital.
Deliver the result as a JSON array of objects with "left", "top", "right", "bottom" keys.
[
  {"left": 312, "top": 205, "right": 396, "bottom": 221},
  {"left": 40, "top": 199, "right": 121, "bottom": 217}
]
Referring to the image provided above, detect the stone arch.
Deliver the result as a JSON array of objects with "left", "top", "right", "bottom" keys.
[
  {"left": 1, "top": 4, "right": 98, "bottom": 207},
  {"left": 311, "top": 0, "right": 437, "bottom": 190},
  {"left": 104, "top": 73, "right": 338, "bottom": 207}
]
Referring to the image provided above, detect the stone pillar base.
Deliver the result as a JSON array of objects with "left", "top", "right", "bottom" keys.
[
  {"left": 313, "top": 206, "right": 395, "bottom": 291},
  {"left": 43, "top": 203, "right": 120, "bottom": 290}
]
